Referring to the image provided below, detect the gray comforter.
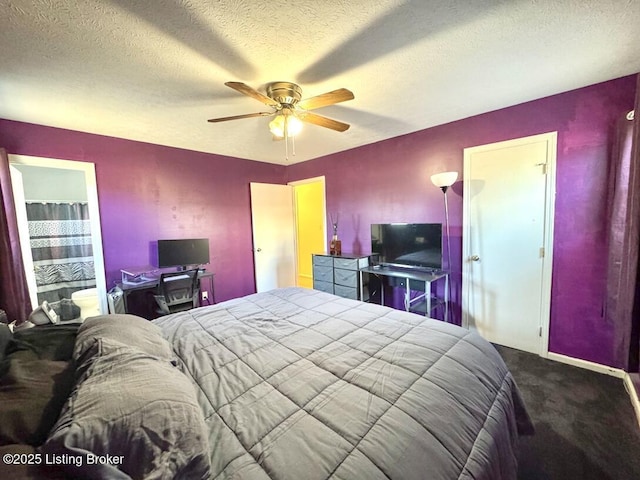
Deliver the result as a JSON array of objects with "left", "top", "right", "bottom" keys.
[{"left": 154, "top": 287, "right": 532, "bottom": 480}]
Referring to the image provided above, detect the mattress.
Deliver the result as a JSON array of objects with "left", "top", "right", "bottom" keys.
[{"left": 154, "top": 287, "right": 532, "bottom": 480}]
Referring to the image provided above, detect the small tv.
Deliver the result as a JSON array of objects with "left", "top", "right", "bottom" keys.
[
  {"left": 157, "top": 238, "right": 210, "bottom": 270},
  {"left": 371, "top": 223, "right": 442, "bottom": 270}
]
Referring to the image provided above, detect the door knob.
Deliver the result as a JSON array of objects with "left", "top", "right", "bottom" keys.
[{"left": 470, "top": 255, "right": 480, "bottom": 261}]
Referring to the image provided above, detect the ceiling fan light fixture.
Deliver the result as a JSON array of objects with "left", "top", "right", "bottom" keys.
[
  {"left": 269, "top": 114, "right": 303, "bottom": 138},
  {"left": 210, "top": 81, "right": 354, "bottom": 160}
]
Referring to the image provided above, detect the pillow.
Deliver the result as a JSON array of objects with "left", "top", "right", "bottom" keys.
[
  {"left": 28, "top": 304, "right": 56, "bottom": 326},
  {"left": 0, "top": 323, "right": 12, "bottom": 361},
  {"left": 0, "top": 352, "right": 75, "bottom": 446},
  {"left": 42, "top": 338, "right": 211, "bottom": 480},
  {"left": 11, "top": 324, "right": 81, "bottom": 361},
  {"left": 0, "top": 324, "right": 80, "bottom": 446},
  {"left": 0, "top": 444, "right": 67, "bottom": 479},
  {"left": 74, "top": 314, "right": 174, "bottom": 361},
  {"left": 51, "top": 299, "right": 81, "bottom": 322}
]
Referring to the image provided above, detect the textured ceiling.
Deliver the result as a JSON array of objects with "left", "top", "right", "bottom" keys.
[{"left": 1, "top": 0, "right": 639, "bottom": 165}]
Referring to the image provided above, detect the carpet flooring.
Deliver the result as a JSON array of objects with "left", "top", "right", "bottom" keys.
[{"left": 495, "top": 345, "right": 640, "bottom": 480}]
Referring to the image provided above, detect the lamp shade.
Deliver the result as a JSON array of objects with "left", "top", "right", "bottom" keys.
[
  {"left": 430, "top": 171, "right": 458, "bottom": 188},
  {"left": 269, "top": 114, "right": 303, "bottom": 138}
]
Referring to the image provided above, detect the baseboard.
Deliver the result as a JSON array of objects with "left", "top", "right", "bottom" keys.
[
  {"left": 623, "top": 374, "right": 640, "bottom": 429},
  {"left": 546, "top": 352, "right": 640, "bottom": 428},
  {"left": 546, "top": 352, "right": 626, "bottom": 378}
]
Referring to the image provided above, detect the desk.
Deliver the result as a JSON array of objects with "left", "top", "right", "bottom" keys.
[
  {"left": 117, "top": 271, "right": 215, "bottom": 314},
  {"left": 359, "top": 266, "right": 449, "bottom": 321}
]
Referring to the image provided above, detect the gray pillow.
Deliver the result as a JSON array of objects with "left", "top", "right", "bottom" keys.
[
  {"left": 74, "top": 314, "right": 174, "bottom": 361},
  {"left": 42, "top": 337, "right": 210, "bottom": 479}
]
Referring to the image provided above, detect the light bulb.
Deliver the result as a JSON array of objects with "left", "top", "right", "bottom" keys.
[
  {"left": 430, "top": 171, "right": 458, "bottom": 188},
  {"left": 269, "top": 114, "right": 303, "bottom": 138}
]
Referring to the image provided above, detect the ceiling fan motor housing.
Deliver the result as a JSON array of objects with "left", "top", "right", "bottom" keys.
[{"left": 267, "top": 82, "right": 302, "bottom": 106}]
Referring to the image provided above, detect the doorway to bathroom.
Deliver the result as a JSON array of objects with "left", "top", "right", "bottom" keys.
[{"left": 9, "top": 154, "right": 108, "bottom": 315}]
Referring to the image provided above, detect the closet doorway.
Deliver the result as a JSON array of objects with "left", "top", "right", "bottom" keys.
[{"left": 9, "top": 155, "right": 108, "bottom": 314}]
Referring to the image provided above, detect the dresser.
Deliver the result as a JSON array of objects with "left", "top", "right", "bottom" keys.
[{"left": 312, "top": 253, "right": 370, "bottom": 300}]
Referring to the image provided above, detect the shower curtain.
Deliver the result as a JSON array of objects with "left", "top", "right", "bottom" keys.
[{"left": 26, "top": 201, "right": 96, "bottom": 303}]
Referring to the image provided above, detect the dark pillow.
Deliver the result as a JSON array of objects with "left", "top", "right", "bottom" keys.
[
  {"left": 74, "top": 314, "right": 174, "bottom": 361},
  {"left": 0, "top": 444, "right": 67, "bottom": 479},
  {"left": 42, "top": 338, "right": 210, "bottom": 480},
  {"left": 10, "top": 323, "right": 81, "bottom": 361},
  {"left": 0, "top": 324, "right": 80, "bottom": 447},
  {"left": 0, "top": 323, "right": 12, "bottom": 361},
  {"left": 0, "top": 351, "right": 75, "bottom": 446}
]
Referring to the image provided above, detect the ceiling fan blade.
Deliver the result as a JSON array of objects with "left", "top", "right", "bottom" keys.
[
  {"left": 207, "top": 111, "right": 273, "bottom": 123},
  {"left": 297, "top": 88, "right": 354, "bottom": 110},
  {"left": 298, "top": 111, "right": 350, "bottom": 132},
  {"left": 225, "top": 82, "right": 281, "bottom": 107}
]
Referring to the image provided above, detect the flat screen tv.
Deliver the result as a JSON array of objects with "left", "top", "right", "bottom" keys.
[
  {"left": 157, "top": 238, "right": 210, "bottom": 270},
  {"left": 371, "top": 223, "right": 442, "bottom": 270}
]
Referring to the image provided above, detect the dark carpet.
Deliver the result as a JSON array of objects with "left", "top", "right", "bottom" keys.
[{"left": 495, "top": 345, "right": 640, "bottom": 480}]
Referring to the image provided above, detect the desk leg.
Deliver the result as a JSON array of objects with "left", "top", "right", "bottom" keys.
[
  {"left": 426, "top": 280, "right": 431, "bottom": 317},
  {"left": 209, "top": 276, "right": 216, "bottom": 304},
  {"left": 404, "top": 278, "right": 410, "bottom": 311},
  {"left": 122, "top": 291, "right": 130, "bottom": 313},
  {"left": 445, "top": 274, "right": 449, "bottom": 323}
]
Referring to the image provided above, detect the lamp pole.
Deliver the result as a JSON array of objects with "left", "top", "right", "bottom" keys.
[
  {"left": 441, "top": 184, "right": 453, "bottom": 276},
  {"left": 430, "top": 171, "right": 458, "bottom": 323}
]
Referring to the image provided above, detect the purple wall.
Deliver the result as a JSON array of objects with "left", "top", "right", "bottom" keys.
[
  {"left": 287, "top": 75, "right": 637, "bottom": 368},
  {"left": 0, "top": 75, "right": 636, "bottom": 366},
  {"left": 0, "top": 121, "right": 286, "bottom": 304}
]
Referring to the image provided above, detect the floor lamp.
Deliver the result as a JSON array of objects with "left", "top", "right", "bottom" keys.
[{"left": 430, "top": 171, "right": 458, "bottom": 322}]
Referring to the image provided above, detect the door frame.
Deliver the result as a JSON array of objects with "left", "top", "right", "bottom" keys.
[
  {"left": 288, "top": 175, "right": 327, "bottom": 251},
  {"left": 461, "top": 132, "right": 557, "bottom": 357},
  {"left": 288, "top": 176, "right": 327, "bottom": 288},
  {"left": 8, "top": 154, "right": 109, "bottom": 315}
]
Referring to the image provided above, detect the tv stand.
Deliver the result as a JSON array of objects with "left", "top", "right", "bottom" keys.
[{"left": 359, "top": 265, "right": 449, "bottom": 321}]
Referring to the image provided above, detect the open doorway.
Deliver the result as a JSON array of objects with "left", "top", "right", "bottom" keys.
[
  {"left": 9, "top": 155, "right": 108, "bottom": 315},
  {"left": 250, "top": 176, "right": 326, "bottom": 292},
  {"left": 290, "top": 177, "right": 326, "bottom": 288}
]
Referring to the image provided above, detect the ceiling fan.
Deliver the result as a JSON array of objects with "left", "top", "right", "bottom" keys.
[{"left": 208, "top": 81, "right": 354, "bottom": 159}]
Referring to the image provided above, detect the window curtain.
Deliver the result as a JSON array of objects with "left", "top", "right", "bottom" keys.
[
  {"left": 26, "top": 201, "right": 96, "bottom": 303},
  {"left": 0, "top": 148, "right": 32, "bottom": 324},
  {"left": 606, "top": 74, "right": 640, "bottom": 372}
]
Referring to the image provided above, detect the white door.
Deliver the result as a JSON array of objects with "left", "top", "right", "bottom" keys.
[
  {"left": 462, "top": 132, "right": 556, "bottom": 355},
  {"left": 250, "top": 182, "right": 296, "bottom": 292}
]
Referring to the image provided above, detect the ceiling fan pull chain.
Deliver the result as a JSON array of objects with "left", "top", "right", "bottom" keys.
[{"left": 284, "top": 116, "right": 289, "bottom": 161}]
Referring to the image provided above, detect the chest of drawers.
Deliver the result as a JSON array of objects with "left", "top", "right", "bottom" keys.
[{"left": 312, "top": 253, "right": 369, "bottom": 300}]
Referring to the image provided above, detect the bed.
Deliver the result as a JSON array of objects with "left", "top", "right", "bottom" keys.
[{"left": 0, "top": 287, "right": 532, "bottom": 479}]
